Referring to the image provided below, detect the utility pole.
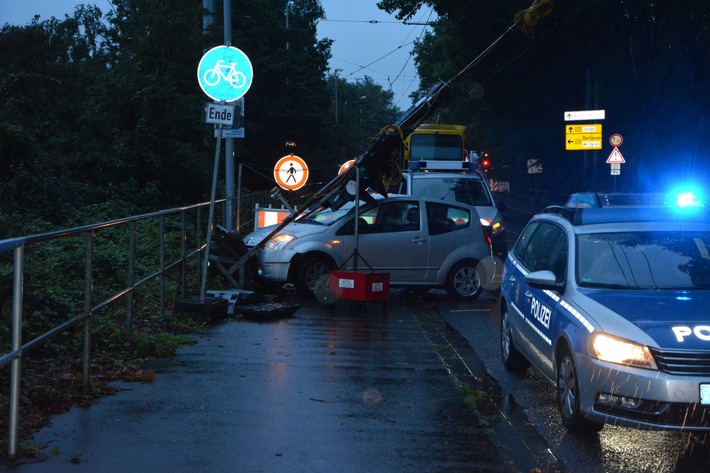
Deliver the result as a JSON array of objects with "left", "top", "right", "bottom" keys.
[
  {"left": 334, "top": 68, "right": 343, "bottom": 123},
  {"left": 201, "top": 0, "right": 236, "bottom": 231},
  {"left": 223, "top": 0, "right": 235, "bottom": 231}
]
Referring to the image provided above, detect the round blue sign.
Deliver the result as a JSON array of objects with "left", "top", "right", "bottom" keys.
[{"left": 197, "top": 45, "right": 253, "bottom": 102}]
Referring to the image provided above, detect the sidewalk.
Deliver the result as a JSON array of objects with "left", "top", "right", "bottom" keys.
[{"left": 7, "top": 296, "right": 514, "bottom": 473}]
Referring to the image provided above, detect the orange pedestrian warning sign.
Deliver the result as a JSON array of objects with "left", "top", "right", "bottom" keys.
[
  {"left": 274, "top": 154, "right": 309, "bottom": 191},
  {"left": 606, "top": 147, "right": 626, "bottom": 164}
]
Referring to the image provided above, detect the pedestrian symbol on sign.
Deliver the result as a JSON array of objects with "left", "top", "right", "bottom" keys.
[{"left": 274, "top": 155, "right": 309, "bottom": 191}]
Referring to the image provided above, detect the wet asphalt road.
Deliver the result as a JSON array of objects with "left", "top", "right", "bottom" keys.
[{"left": 4, "top": 292, "right": 554, "bottom": 473}]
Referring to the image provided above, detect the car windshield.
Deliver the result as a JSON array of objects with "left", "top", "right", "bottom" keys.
[
  {"left": 577, "top": 231, "right": 710, "bottom": 289},
  {"left": 299, "top": 202, "right": 355, "bottom": 225},
  {"left": 412, "top": 177, "right": 493, "bottom": 206},
  {"left": 409, "top": 134, "right": 464, "bottom": 161}
]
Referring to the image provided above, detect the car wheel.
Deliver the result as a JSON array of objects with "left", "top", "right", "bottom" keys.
[
  {"left": 557, "top": 346, "right": 604, "bottom": 434},
  {"left": 295, "top": 255, "right": 334, "bottom": 297},
  {"left": 501, "top": 306, "right": 529, "bottom": 371},
  {"left": 445, "top": 260, "right": 483, "bottom": 301}
]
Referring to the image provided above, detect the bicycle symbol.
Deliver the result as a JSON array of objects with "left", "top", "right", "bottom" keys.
[
  {"left": 197, "top": 45, "right": 252, "bottom": 101},
  {"left": 203, "top": 60, "right": 248, "bottom": 89}
]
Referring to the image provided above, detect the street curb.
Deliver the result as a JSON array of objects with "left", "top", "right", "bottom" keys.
[{"left": 412, "top": 305, "right": 563, "bottom": 473}]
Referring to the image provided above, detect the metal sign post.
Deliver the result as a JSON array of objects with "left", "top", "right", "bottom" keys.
[
  {"left": 200, "top": 126, "right": 223, "bottom": 301},
  {"left": 195, "top": 23, "right": 253, "bottom": 298}
]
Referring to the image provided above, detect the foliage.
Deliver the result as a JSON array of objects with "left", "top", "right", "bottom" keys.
[
  {"left": 329, "top": 75, "right": 401, "bottom": 163},
  {"left": 0, "top": 0, "right": 402, "bottom": 235},
  {"left": 379, "top": 0, "right": 710, "bottom": 194}
]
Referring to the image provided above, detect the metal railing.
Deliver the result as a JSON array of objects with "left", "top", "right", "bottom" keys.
[
  {"left": 0, "top": 181, "right": 327, "bottom": 458},
  {"left": 0, "top": 199, "right": 228, "bottom": 458}
]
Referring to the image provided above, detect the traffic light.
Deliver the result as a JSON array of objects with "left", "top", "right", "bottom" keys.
[{"left": 478, "top": 153, "right": 491, "bottom": 171}]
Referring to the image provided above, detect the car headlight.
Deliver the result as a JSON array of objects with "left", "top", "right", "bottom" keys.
[
  {"left": 590, "top": 333, "right": 658, "bottom": 370},
  {"left": 263, "top": 233, "right": 296, "bottom": 250}
]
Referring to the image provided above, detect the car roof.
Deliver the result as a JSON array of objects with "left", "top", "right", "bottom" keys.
[
  {"left": 410, "top": 171, "right": 485, "bottom": 180},
  {"left": 538, "top": 204, "right": 710, "bottom": 227},
  {"left": 314, "top": 193, "right": 482, "bottom": 215}
]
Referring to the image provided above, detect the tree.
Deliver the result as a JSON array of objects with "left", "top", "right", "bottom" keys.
[
  {"left": 379, "top": 0, "right": 710, "bottom": 194},
  {"left": 329, "top": 74, "right": 400, "bottom": 164},
  {"left": 0, "top": 0, "right": 342, "bottom": 233},
  {"left": 217, "top": 0, "right": 337, "bottom": 187}
]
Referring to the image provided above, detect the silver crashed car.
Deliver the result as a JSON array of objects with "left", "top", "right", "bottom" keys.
[{"left": 242, "top": 195, "right": 494, "bottom": 299}]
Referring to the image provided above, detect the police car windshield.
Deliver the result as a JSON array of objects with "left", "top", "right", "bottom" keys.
[
  {"left": 577, "top": 231, "right": 710, "bottom": 289},
  {"left": 412, "top": 177, "right": 493, "bottom": 206}
]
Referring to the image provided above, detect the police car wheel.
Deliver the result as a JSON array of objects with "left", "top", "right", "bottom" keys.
[
  {"left": 557, "top": 346, "right": 604, "bottom": 434},
  {"left": 500, "top": 306, "right": 529, "bottom": 372},
  {"left": 445, "top": 260, "right": 483, "bottom": 301}
]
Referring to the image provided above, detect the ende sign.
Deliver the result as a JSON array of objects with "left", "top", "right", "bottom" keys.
[{"left": 204, "top": 103, "right": 236, "bottom": 126}]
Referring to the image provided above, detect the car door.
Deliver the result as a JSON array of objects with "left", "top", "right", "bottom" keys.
[
  {"left": 336, "top": 200, "right": 429, "bottom": 282},
  {"left": 424, "top": 201, "right": 477, "bottom": 279},
  {"left": 508, "top": 221, "right": 567, "bottom": 377}
]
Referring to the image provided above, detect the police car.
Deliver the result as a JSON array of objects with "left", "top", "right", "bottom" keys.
[{"left": 500, "top": 192, "right": 710, "bottom": 433}]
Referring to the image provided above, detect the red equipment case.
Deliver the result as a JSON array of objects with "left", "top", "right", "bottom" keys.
[{"left": 329, "top": 271, "right": 390, "bottom": 301}]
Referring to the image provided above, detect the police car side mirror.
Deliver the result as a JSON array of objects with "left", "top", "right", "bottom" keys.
[{"left": 525, "top": 270, "right": 564, "bottom": 292}]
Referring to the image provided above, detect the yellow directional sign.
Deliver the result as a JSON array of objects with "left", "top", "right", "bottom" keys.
[
  {"left": 565, "top": 123, "right": 602, "bottom": 150},
  {"left": 566, "top": 123, "right": 602, "bottom": 134}
]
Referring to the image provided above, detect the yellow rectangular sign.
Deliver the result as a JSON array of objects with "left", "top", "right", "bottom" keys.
[
  {"left": 566, "top": 134, "right": 602, "bottom": 150},
  {"left": 565, "top": 123, "right": 603, "bottom": 150},
  {"left": 566, "top": 123, "right": 602, "bottom": 134}
]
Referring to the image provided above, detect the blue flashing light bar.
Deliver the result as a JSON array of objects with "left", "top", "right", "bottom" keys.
[{"left": 573, "top": 206, "right": 710, "bottom": 225}]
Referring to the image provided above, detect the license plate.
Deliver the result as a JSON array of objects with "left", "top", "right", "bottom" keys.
[{"left": 701, "top": 384, "right": 710, "bottom": 405}]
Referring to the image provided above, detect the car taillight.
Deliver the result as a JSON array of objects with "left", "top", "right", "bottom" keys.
[{"left": 484, "top": 229, "right": 492, "bottom": 248}]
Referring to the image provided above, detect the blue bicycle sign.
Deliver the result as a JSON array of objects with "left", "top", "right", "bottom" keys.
[{"left": 197, "top": 45, "right": 253, "bottom": 102}]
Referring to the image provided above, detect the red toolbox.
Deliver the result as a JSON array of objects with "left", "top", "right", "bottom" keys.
[{"left": 329, "top": 271, "right": 390, "bottom": 301}]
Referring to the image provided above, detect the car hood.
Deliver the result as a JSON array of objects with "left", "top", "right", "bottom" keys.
[
  {"left": 476, "top": 206, "right": 500, "bottom": 224},
  {"left": 242, "top": 222, "right": 329, "bottom": 247},
  {"left": 579, "top": 288, "right": 710, "bottom": 351}
]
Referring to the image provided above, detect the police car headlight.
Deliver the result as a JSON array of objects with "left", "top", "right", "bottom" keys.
[
  {"left": 590, "top": 333, "right": 658, "bottom": 370},
  {"left": 264, "top": 233, "right": 296, "bottom": 250}
]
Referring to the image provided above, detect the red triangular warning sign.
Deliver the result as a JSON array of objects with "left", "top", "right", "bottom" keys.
[{"left": 606, "top": 147, "right": 626, "bottom": 164}]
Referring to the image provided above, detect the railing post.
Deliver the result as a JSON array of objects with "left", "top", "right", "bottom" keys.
[
  {"left": 181, "top": 211, "right": 187, "bottom": 298},
  {"left": 126, "top": 221, "right": 136, "bottom": 343},
  {"left": 8, "top": 245, "right": 24, "bottom": 458},
  {"left": 160, "top": 215, "right": 166, "bottom": 318},
  {"left": 82, "top": 231, "right": 94, "bottom": 391},
  {"left": 197, "top": 206, "right": 203, "bottom": 286}
]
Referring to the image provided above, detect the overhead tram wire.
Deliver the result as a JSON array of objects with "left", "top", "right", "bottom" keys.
[
  {"left": 389, "top": 6, "right": 436, "bottom": 100},
  {"left": 321, "top": 9, "right": 435, "bottom": 108}
]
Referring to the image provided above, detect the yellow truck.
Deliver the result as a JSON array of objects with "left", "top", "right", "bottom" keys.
[{"left": 402, "top": 123, "right": 468, "bottom": 167}]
